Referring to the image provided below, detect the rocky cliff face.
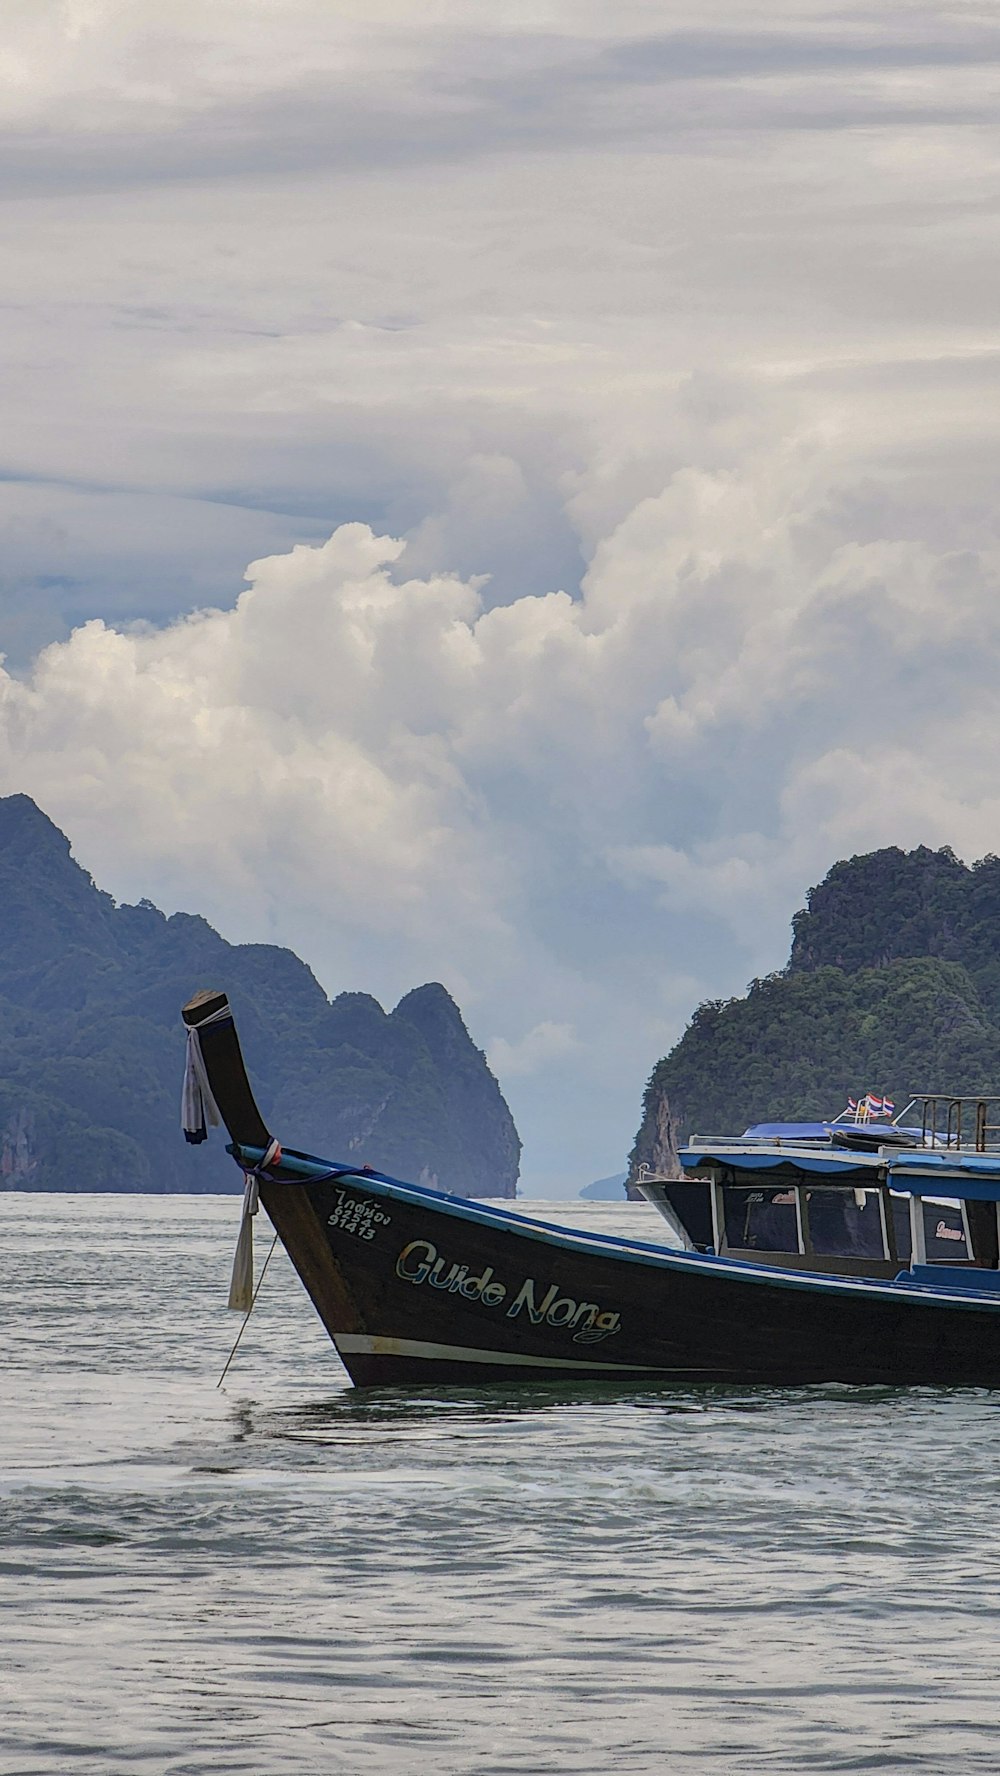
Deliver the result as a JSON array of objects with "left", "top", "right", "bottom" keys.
[
  {"left": 629, "top": 1082, "right": 682, "bottom": 1188},
  {"left": 0, "top": 795, "right": 520, "bottom": 1195},
  {"left": 629, "top": 845, "right": 1000, "bottom": 1190}
]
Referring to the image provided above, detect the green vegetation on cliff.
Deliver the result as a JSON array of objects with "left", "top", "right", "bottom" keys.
[
  {"left": 0, "top": 796, "right": 520, "bottom": 1195},
  {"left": 631, "top": 846, "right": 1000, "bottom": 1176},
  {"left": 789, "top": 845, "right": 1000, "bottom": 1016}
]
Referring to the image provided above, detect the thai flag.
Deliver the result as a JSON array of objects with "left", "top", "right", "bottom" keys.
[
  {"left": 847, "top": 1096, "right": 858, "bottom": 1117},
  {"left": 882, "top": 1096, "right": 895, "bottom": 1119},
  {"left": 866, "top": 1093, "right": 884, "bottom": 1117}
]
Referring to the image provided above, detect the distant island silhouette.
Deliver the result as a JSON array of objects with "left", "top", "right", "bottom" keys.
[{"left": 0, "top": 795, "right": 520, "bottom": 1196}]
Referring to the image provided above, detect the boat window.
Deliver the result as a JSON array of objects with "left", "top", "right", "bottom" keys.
[
  {"left": 660, "top": 1180, "right": 715, "bottom": 1251},
  {"left": 723, "top": 1185, "right": 799, "bottom": 1253},
  {"left": 891, "top": 1196, "right": 970, "bottom": 1264},
  {"left": 807, "top": 1188, "right": 887, "bottom": 1259},
  {"left": 923, "top": 1199, "right": 970, "bottom": 1261}
]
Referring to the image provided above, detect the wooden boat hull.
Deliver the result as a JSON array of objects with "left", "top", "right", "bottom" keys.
[
  {"left": 258, "top": 1159, "right": 1000, "bottom": 1389},
  {"left": 180, "top": 989, "right": 1000, "bottom": 1391}
]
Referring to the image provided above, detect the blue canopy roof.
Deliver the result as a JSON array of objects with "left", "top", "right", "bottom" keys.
[
  {"left": 679, "top": 1143, "right": 1000, "bottom": 1198},
  {"left": 743, "top": 1122, "right": 839, "bottom": 1140},
  {"left": 742, "top": 1121, "right": 900, "bottom": 1141},
  {"left": 887, "top": 1152, "right": 1000, "bottom": 1201},
  {"left": 680, "top": 1148, "right": 878, "bottom": 1177}
]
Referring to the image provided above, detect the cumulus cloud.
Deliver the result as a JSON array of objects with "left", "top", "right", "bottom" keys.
[{"left": 4, "top": 416, "right": 1000, "bottom": 1185}]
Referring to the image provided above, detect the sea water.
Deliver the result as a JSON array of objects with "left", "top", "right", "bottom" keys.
[{"left": 3, "top": 1193, "right": 1000, "bottom": 1775}]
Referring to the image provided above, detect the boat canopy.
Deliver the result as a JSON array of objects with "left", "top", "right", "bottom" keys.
[
  {"left": 743, "top": 1122, "right": 842, "bottom": 1141},
  {"left": 679, "top": 1142, "right": 1000, "bottom": 1200},
  {"left": 886, "top": 1152, "right": 1000, "bottom": 1200},
  {"left": 742, "top": 1121, "right": 901, "bottom": 1142},
  {"left": 680, "top": 1147, "right": 879, "bottom": 1177}
]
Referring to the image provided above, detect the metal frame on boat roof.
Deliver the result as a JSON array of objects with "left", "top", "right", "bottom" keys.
[{"left": 917, "top": 1095, "right": 1000, "bottom": 1153}]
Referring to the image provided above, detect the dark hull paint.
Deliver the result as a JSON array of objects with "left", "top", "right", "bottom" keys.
[{"left": 257, "top": 1163, "right": 1000, "bottom": 1390}]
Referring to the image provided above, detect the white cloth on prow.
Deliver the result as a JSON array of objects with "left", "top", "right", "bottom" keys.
[{"left": 180, "top": 1008, "right": 228, "bottom": 1143}]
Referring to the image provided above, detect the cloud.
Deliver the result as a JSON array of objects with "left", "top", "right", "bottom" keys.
[
  {"left": 488, "top": 1022, "right": 581, "bottom": 1078},
  {"left": 5, "top": 7, "right": 1000, "bottom": 198},
  {"left": 4, "top": 2, "right": 1000, "bottom": 1189},
  {"left": 3, "top": 410, "right": 1000, "bottom": 1187}
]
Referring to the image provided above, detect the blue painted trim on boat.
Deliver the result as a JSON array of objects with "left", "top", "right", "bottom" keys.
[
  {"left": 887, "top": 1153, "right": 1000, "bottom": 1199},
  {"left": 236, "top": 1142, "right": 1000, "bottom": 1316},
  {"left": 891, "top": 1151, "right": 1000, "bottom": 1172},
  {"left": 236, "top": 1142, "right": 683, "bottom": 1255},
  {"left": 901, "top": 1265, "right": 1000, "bottom": 1294}
]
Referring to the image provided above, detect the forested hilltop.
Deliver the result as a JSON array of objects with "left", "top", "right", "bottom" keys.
[
  {"left": 0, "top": 796, "right": 520, "bottom": 1195},
  {"left": 631, "top": 845, "right": 1000, "bottom": 1179}
]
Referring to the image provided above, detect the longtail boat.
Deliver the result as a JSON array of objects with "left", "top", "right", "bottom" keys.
[{"left": 183, "top": 990, "right": 1000, "bottom": 1389}]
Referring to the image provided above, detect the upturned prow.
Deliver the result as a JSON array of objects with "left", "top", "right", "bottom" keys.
[{"left": 181, "top": 990, "right": 272, "bottom": 1151}]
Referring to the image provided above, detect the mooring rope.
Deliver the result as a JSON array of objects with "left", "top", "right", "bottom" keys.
[{"left": 216, "top": 1230, "right": 279, "bottom": 1389}]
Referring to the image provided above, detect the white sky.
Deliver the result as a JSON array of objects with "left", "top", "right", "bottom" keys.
[{"left": 2, "top": 1, "right": 1000, "bottom": 1191}]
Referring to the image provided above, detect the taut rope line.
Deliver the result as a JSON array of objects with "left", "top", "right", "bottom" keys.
[{"left": 216, "top": 1230, "right": 279, "bottom": 1389}]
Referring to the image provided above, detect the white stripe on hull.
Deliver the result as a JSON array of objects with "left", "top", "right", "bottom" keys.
[{"left": 334, "top": 1333, "right": 704, "bottom": 1372}]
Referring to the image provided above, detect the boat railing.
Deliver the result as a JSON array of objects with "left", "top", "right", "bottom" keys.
[
  {"left": 918, "top": 1095, "right": 1000, "bottom": 1153},
  {"left": 685, "top": 1102, "right": 1000, "bottom": 1156}
]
